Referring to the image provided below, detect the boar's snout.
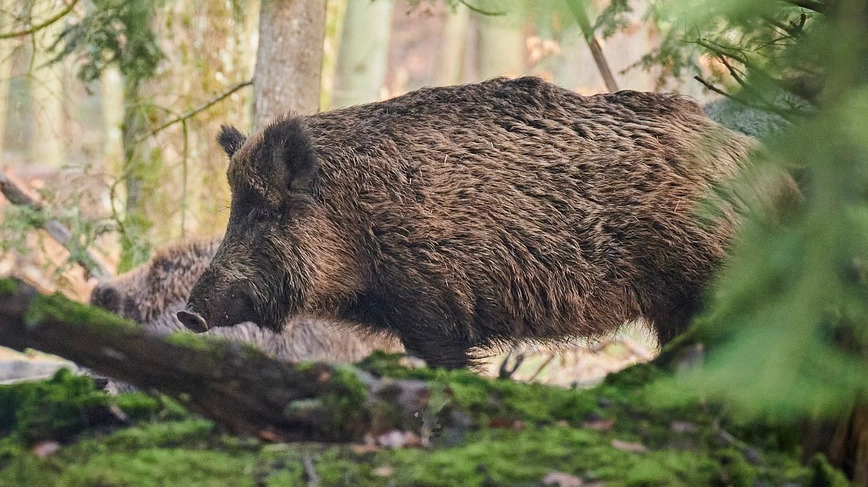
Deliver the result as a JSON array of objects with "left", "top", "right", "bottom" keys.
[{"left": 177, "top": 307, "right": 209, "bottom": 333}]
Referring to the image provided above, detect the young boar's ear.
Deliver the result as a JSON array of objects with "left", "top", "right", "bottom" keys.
[
  {"left": 217, "top": 125, "right": 246, "bottom": 158},
  {"left": 270, "top": 118, "right": 319, "bottom": 193}
]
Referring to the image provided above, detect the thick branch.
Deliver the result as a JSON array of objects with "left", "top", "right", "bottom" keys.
[
  {"left": 0, "top": 171, "right": 112, "bottom": 280},
  {"left": 0, "top": 0, "right": 80, "bottom": 40},
  {"left": 565, "top": 0, "right": 619, "bottom": 92},
  {"left": 0, "top": 279, "right": 430, "bottom": 442}
]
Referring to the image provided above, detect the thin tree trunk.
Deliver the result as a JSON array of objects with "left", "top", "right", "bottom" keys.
[
  {"left": 476, "top": 10, "right": 526, "bottom": 79},
  {"left": 101, "top": 66, "right": 124, "bottom": 177},
  {"left": 0, "top": 0, "right": 15, "bottom": 163},
  {"left": 253, "top": 0, "right": 326, "bottom": 131},
  {"left": 29, "top": 6, "right": 65, "bottom": 167},
  {"left": 332, "top": 0, "right": 395, "bottom": 108},
  {"left": 435, "top": 4, "right": 470, "bottom": 86},
  {"left": 117, "top": 77, "right": 151, "bottom": 273},
  {"left": 565, "top": 0, "right": 619, "bottom": 92}
]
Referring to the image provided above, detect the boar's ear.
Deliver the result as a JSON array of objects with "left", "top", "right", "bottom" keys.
[
  {"left": 217, "top": 125, "right": 246, "bottom": 158},
  {"left": 268, "top": 118, "right": 319, "bottom": 193}
]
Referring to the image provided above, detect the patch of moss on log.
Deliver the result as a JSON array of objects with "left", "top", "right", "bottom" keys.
[
  {"left": 0, "top": 370, "right": 111, "bottom": 446},
  {"left": 25, "top": 291, "right": 138, "bottom": 332},
  {"left": 0, "top": 368, "right": 191, "bottom": 472}
]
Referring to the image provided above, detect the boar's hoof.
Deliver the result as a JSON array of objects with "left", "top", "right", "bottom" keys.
[{"left": 177, "top": 309, "right": 209, "bottom": 333}]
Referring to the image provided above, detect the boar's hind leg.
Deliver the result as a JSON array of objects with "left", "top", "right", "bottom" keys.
[
  {"left": 398, "top": 328, "right": 471, "bottom": 370},
  {"left": 645, "top": 290, "right": 700, "bottom": 346}
]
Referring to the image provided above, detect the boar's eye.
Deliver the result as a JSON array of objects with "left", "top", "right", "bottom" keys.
[{"left": 247, "top": 207, "right": 269, "bottom": 223}]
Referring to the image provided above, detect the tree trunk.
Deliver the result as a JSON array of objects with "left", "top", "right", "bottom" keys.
[
  {"left": 435, "top": 4, "right": 470, "bottom": 86},
  {"left": 253, "top": 0, "right": 326, "bottom": 131},
  {"left": 0, "top": 0, "right": 15, "bottom": 163},
  {"left": 29, "top": 7, "right": 65, "bottom": 167},
  {"left": 117, "top": 78, "right": 152, "bottom": 273},
  {"left": 476, "top": 10, "right": 526, "bottom": 79},
  {"left": 332, "top": 0, "right": 394, "bottom": 108},
  {"left": 101, "top": 66, "right": 124, "bottom": 178}
]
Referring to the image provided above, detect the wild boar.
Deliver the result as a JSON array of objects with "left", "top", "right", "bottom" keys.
[{"left": 178, "top": 77, "right": 753, "bottom": 369}]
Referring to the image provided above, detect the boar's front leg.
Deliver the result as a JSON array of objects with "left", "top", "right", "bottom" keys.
[{"left": 396, "top": 326, "right": 472, "bottom": 370}]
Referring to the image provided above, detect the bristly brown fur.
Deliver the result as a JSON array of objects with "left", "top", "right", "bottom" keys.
[{"left": 184, "top": 77, "right": 755, "bottom": 369}]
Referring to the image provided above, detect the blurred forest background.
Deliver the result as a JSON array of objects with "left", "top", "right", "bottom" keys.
[
  {"left": 0, "top": 0, "right": 718, "bottom": 302},
  {"left": 2, "top": 0, "right": 868, "bottom": 480}
]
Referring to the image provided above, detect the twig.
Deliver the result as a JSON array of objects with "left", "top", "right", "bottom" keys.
[
  {"left": 457, "top": 0, "right": 505, "bottom": 16},
  {"left": 694, "top": 75, "right": 748, "bottom": 100},
  {"left": 565, "top": 0, "right": 619, "bottom": 92},
  {"left": 139, "top": 80, "right": 253, "bottom": 143},
  {"left": 0, "top": 171, "right": 112, "bottom": 280},
  {"left": 302, "top": 453, "right": 320, "bottom": 486},
  {"left": 498, "top": 350, "right": 525, "bottom": 379},
  {"left": 0, "top": 0, "right": 80, "bottom": 40},
  {"left": 715, "top": 54, "right": 747, "bottom": 88},
  {"left": 526, "top": 353, "right": 557, "bottom": 382}
]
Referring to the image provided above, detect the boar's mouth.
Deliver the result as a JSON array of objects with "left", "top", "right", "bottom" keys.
[
  {"left": 177, "top": 290, "right": 262, "bottom": 333},
  {"left": 177, "top": 307, "right": 209, "bottom": 333}
]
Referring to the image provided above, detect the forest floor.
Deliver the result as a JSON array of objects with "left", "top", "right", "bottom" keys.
[{"left": 0, "top": 347, "right": 849, "bottom": 487}]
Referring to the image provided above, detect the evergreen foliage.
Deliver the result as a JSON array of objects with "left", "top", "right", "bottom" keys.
[{"left": 643, "top": 0, "right": 868, "bottom": 419}]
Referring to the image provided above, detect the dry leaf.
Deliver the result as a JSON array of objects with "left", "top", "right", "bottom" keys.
[
  {"left": 543, "top": 471, "right": 583, "bottom": 487},
  {"left": 373, "top": 466, "right": 394, "bottom": 477},
  {"left": 583, "top": 418, "right": 614, "bottom": 431},
  {"left": 611, "top": 439, "right": 648, "bottom": 453},
  {"left": 32, "top": 441, "right": 60, "bottom": 458}
]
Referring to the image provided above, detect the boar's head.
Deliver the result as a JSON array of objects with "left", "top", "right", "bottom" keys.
[{"left": 178, "top": 120, "right": 333, "bottom": 333}]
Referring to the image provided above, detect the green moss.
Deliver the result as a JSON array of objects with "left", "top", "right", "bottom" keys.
[
  {"left": 0, "top": 278, "right": 18, "bottom": 296},
  {"left": 60, "top": 448, "right": 256, "bottom": 487},
  {"left": 0, "top": 369, "right": 110, "bottom": 445},
  {"left": 162, "top": 330, "right": 223, "bottom": 352},
  {"left": 0, "top": 369, "right": 199, "bottom": 467},
  {"left": 807, "top": 454, "right": 852, "bottom": 487},
  {"left": 102, "top": 419, "right": 216, "bottom": 451},
  {"left": 25, "top": 292, "right": 137, "bottom": 332},
  {"left": 0, "top": 412, "right": 846, "bottom": 487},
  {"left": 113, "top": 392, "right": 163, "bottom": 421},
  {"left": 603, "top": 361, "right": 664, "bottom": 389},
  {"left": 316, "top": 366, "right": 371, "bottom": 439},
  {"left": 0, "top": 347, "right": 850, "bottom": 486}
]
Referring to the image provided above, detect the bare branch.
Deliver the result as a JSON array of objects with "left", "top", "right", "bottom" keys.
[
  {"left": 0, "top": 171, "right": 112, "bottom": 280},
  {"left": 527, "top": 353, "right": 557, "bottom": 382},
  {"left": 0, "top": 0, "right": 80, "bottom": 40},
  {"left": 716, "top": 54, "right": 748, "bottom": 88},
  {"left": 457, "top": 0, "right": 505, "bottom": 16},
  {"left": 694, "top": 75, "right": 741, "bottom": 99},
  {"left": 565, "top": 0, "right": 620, "bottom": 92},
  {"left": 139, "top": 80, "right": 253, "bottom": 143}
]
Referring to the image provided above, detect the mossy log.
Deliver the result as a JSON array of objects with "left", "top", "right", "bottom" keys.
[{"left": 0, "top": 278, "right": 428, "bottom": 442}]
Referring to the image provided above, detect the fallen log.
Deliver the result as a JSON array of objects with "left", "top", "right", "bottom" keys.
[{"left": 0, "top": 278, "right": 429, "bottom": 442}]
